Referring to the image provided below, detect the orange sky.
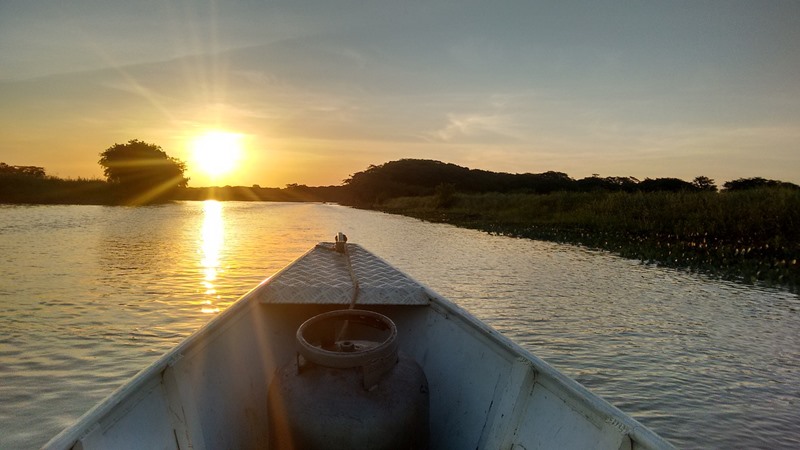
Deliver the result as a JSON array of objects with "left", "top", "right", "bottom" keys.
[{"left": 2, "top": 1, "right": 799, "bottom": 187}]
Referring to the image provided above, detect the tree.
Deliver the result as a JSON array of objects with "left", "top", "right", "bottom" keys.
[
  {"left": 691, "top": 176, "right": 717, "bottom": 192},
  {"left": 98, "top": 140, "right": 188, "bottom": 200},
  {"left": 0, "top": 163, "right": 46, "bottom": 178},
  {"left": 638, "top": 177, "right": 696, "bottom": 192},
  {"left": 722, "top": 177, "right": 799, "bottom": 191},
  {"left": 575, "top": 175, "right": 638, "bottom": 192}
]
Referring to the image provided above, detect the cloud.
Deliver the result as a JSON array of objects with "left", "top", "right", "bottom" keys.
[
  {"left": 428, "top": 113, "right": 516, "bottom": 143},
  {"left": 2, "top": 1, "right": 800, "bottom": 186}
]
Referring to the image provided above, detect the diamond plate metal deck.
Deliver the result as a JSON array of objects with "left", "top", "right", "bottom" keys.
[{"left": 256, "top": 243, "right": 430, "bottom": 305}]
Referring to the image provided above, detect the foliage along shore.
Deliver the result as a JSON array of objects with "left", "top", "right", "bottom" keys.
[
  {"left": 0, "top": 173, "right": 341, "bottom": 205},
  {"left": 343, "top": 160, "right": 800, "bottom": 290},
  {"left": 376, "top": 188, "right": 800, "bottom": 292},
  {"left": 3, "top": 156, "right": 799, "bottom": 290}
]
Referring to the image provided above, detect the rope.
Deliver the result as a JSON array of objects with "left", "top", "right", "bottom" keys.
[
  {"left": 318, "top": 234, "right": 360, "bottom": 341},
  {"left": 342, "top": 243, "right": 360, "bottom": 309}
]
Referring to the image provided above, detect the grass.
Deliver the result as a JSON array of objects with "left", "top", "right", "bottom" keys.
[
  {"left": 0, "top": 174, "right": 116, "bottom": 204},
  {"left": 379, "top": 189, "right": 800, "bottom": 291}
]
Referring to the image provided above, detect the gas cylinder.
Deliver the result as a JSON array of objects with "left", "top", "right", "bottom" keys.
[{"left": 267, "top": 309, "right": 429, "bottom": 449}]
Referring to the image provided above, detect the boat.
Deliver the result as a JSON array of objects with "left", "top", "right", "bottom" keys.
[{"left": 44, "top": 236, "right": 675, "bottom": 449}]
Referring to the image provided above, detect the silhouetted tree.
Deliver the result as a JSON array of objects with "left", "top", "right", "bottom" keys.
[
  {"left": 691, "top": 176, "right": 718, "bottom": 192},
  {"left": 576, "top": 175, "right": 638, "bottom": 192},
  {"left": 0, "top": 163, "right": 46, "bottom": 178},
  {"left": 342, "top": 159, "right": 582, "bottom": 205},
  {"left": 343, "top": 160, "right": 447, "bottom": 205},
  {"left": 517, "top": 171, "right": 575, "bottom": 193},
  {"left": 722, "top": 177, "right": 800, "bottom": 191},
  {"left": 98, "top": 140, "right": 188, "bottom": 202},
  {"left": 638, "top": 177, "right": 696, "bottom": 192}
]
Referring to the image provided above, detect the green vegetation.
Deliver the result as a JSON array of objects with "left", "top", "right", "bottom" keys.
[
  {"left": 341, "top": 160, "right": 799, "bottom": 290},
  {"left": 1, "top": 140, "right": 346, "bottom": 205},
  {"left": 1, "top": 140, "right": 191, "bottom": 205},
  {"left": 0, "top": 170, "right": 338, "bottom": 205},
  {"left": 0, "top": 171, "right": 112, "bottom": 204},
  {"left": 339, "top": 159, "right": 729, "bottom": 207},
  {"left": 3, "top": 154, "right": 798, "bottom": 289},
  {"left": 0, "top": 150, "right": 342, "bottom": 205},
  {"left": 0, "top": 163, "right": 112, "bottom": 204},
  {"left": 379, "top": 189, "right": 800, "bottom": 290}
]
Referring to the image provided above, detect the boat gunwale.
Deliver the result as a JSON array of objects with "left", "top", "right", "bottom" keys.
[
  {"left": 422, "top": 287, "right": 675, "bottom": 449},
  {"left": 43, "top": 243, "right": 675, "bottom": 450},
  {"left": 41, "top": 275, "right": 270, "bottom": 449},
  {"left": 350, "top": 244, "right": 675, "bottom": 449}
]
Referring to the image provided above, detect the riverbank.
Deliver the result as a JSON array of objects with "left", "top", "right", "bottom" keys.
[
  {"left": 0, "top": 174, "right": 117, "bottom": 204},
  {"left": 378, "top": 188, "right": 800, "bottom": 291},
  {"left": 4, "top": 166, "right": 798, "bottom": 291},
  {"left": 0, "top": 175, "right": 341, "bottom": 205}
]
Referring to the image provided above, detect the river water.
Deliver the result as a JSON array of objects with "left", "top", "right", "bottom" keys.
[{"left": 0, "top": 201, "right": 798, "bottom": 449}]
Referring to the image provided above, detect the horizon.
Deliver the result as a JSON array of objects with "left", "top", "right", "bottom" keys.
[
  {"left": 2, "top": 1, "right": 799, "bottom": 186},
  {"left": 7, "top": 156, "right": 796, "bottom": 191}
]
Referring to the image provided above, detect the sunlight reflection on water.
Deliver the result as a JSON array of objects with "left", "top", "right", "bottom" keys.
[
  {"left": 199, "top": 200, "right": 223, "bottom": 314},
  {"left": 0, "top": 202, "right": 798, "bottom": 449}
]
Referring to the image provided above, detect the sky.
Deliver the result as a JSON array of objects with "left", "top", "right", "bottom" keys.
[{"left": 1, "top": 0, "right": 799, "bottom": 187}]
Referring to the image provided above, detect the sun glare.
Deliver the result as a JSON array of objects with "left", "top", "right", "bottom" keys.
[
  {"left": 199, "top": 200, "right": 223, "bottom": 314},
  {"left": 191, "top": 131, "right": 243, "bottom": 180}
]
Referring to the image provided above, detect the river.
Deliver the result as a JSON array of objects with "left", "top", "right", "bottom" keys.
[{"left": 0, "top": 201, "right": 798, "bottom": 449}]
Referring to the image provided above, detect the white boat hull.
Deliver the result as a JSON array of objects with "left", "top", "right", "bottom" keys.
[{"left": 45, "top": 243, "right": 674, "bottom": 450}]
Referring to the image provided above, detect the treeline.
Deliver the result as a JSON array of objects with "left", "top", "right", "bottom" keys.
[
  {"left": 1, "top": 163, "right": 46, "bottom": 178},
  {"left": 0, "top": 162, "right": 348, "bottom": 205},
  {"left": 341, "top": 159, "right": 799, "bottom": 206},
  {"left": 380, "top": 189, "right": 800, "bottom": 289},
  {"left": 338, "top": 160, "right": 799, "bottom": 289},
  {"left": 4, "top": 157, "right": 799, "bottom": 207},
  {"left": 3, "top": 157, "right": 798, "bottom": 287},
  {"left": 0, "top": 170, "right": 343, "bottom": 205},
  {"left": 0, "top": 164, "right": 114, "bottom": 204},
  {"left": 174, "top": 184, "right": 348, "bottom": 203}
]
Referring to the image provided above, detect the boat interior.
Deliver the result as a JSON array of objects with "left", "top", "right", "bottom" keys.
[{"left": 46, "top": 243, "right": 671, "bottom": 450}]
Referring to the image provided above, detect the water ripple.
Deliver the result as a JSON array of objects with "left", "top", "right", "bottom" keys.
[{"left": 1, "top": 202, "right": 798, "bottom": 449}]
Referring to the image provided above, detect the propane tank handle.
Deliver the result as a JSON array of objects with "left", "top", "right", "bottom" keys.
[{"left": 296, "top": 309, "right": 398, "bottom": 390}]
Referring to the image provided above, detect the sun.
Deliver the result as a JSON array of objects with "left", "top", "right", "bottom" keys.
[{"left": 190, "top": 131, "right": 243, "bottom": 180}]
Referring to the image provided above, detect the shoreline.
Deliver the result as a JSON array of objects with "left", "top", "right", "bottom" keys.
[
  {"left": 3, "top": 186, "right": 797, "bottom": 292},
  {"left": 374, "top": 191, "right": 800, "bottom": 293}
]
